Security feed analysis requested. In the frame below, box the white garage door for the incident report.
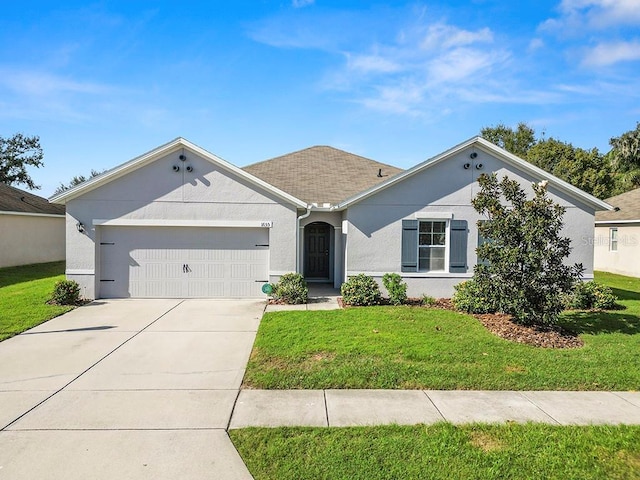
[99,227,269,298]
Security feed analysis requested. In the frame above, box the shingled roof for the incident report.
[242,146,403,205]
[596,187,640,222]
[0,183,65,215]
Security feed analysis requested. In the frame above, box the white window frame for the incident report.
[609,227,618,252]
[417,219,449,272]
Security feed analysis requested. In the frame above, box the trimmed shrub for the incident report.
[341,274,381,306]
[452,279,497,314]
[567,281,619,310]
[273,273,308,305]
[382,273,407,305]
[50,280,81,305]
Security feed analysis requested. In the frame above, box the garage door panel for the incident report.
[99,227,269,298]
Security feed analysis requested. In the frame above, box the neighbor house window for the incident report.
[418,220,447,271]
[610,228,618,251]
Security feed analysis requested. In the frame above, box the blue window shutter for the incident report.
[449,220,468,273]
[401,220,418,272]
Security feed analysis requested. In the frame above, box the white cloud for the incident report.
[0,69,112,96]
[582,40,640,66]
[559,0,640,27]
[542,0,640,34]
[346,53,401,74]
[292,0,315,7]
[427,48,502,84]
[528,38,545,51]
[421,24,493,50]
[359,83,426,115]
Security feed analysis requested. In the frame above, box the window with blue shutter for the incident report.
[402,218,468,273]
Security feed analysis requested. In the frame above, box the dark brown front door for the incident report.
[305,223,330,279]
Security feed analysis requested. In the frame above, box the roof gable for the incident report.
[0,183,64,215]
[596,187,640,222]
[336,136,613,212]
[49,138,307,208]
[242,146,403,205]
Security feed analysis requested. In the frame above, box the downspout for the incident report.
[296,205,312,273]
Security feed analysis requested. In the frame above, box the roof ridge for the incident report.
[242,145,401,170]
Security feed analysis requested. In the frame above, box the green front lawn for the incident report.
[230,424,640,480]
[0,261,74,341]
[243,272,640,390]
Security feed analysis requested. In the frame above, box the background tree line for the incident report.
[481,122,640,199]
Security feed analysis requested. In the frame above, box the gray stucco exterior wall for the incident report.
[344,147,597,298]
[65,148,297,299]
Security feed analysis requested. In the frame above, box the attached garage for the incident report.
[98,226,269,298]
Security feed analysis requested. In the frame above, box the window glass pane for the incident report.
[419,222,432,233]
[434,233,446,245]
[418,246,445,271]
[433,222,446,233]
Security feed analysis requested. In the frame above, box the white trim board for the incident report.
[0,211,64,218]
[595,219,640,225]
[93,219,274,228]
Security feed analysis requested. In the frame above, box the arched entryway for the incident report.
[304,222,333,282]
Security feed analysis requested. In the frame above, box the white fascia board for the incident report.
[0,211,64,218]
[595,219,640,225]
[93,219,274,228]
[336,136,614,212]
[49,138,307,208]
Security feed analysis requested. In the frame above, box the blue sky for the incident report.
[1,1,639,197]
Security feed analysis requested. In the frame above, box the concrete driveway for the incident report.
[0,299,264,479]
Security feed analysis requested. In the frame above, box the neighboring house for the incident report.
[594,187,640,277]
[0,183,65,268]
[49,137,612,299]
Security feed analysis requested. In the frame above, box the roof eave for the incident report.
[336,136,614,212]
[49,138,307,208]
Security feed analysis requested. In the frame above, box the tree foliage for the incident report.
[0,133,44,190]
[470,173,583,327]
[53,169,105,195]
[480,122,536,159]
[481,122,640,199]
[609,122,640,193]
[528,139,614,199]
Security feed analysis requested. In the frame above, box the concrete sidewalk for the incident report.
[0,299,263,480]
[229,389,640,428]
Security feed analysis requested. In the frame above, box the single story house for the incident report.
[49,137,612,299]
[0,183,65,268]
[594,187,640,277]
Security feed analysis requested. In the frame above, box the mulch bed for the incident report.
[473,312,583,349]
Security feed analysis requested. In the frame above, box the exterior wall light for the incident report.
[76,222,85,233]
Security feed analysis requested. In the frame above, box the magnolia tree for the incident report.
[467,173,583,327]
